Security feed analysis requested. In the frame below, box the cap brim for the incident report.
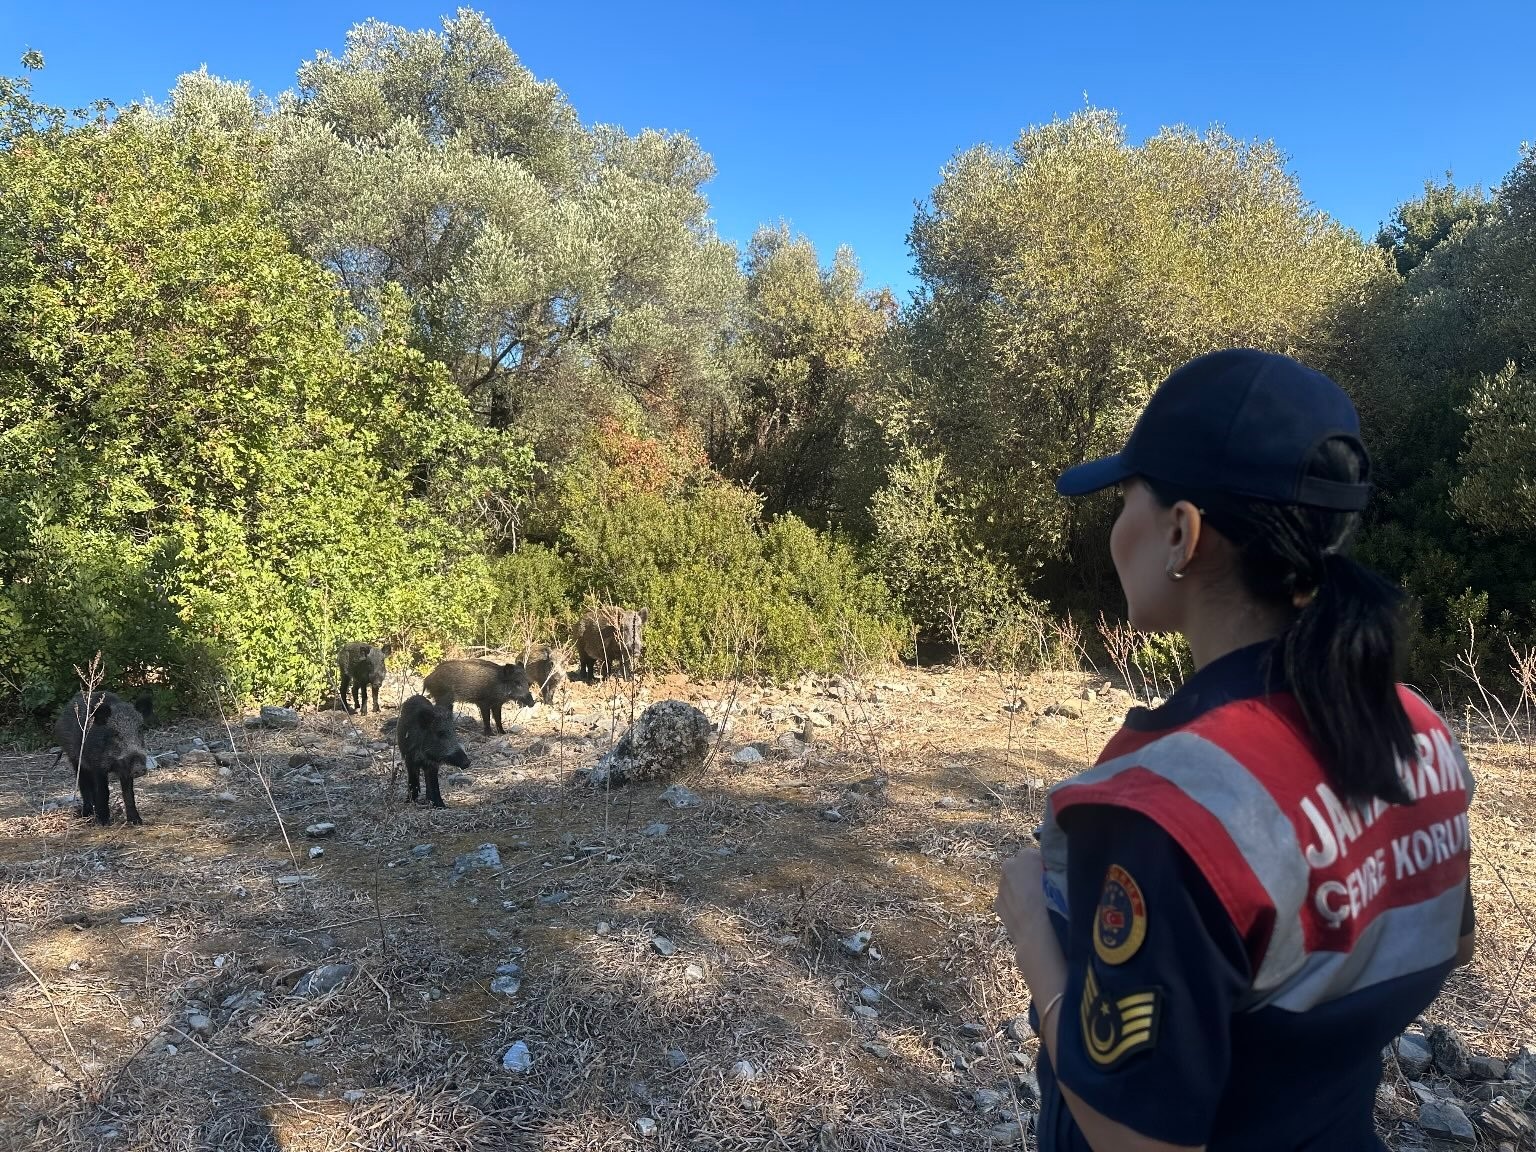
[1056,454,1132,497]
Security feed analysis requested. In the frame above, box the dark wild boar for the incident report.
[54,691,153,826]
[421,659,535,735]
[397,693,470,807]
[576,606,649,682]
[338,642,388,714]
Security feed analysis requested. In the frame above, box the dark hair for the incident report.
[1148,438,1414,806]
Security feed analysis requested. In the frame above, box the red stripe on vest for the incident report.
[1052,765,1278,967]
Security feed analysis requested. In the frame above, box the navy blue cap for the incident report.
[1056,348,1371,510]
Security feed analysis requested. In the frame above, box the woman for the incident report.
[995,349,1476,1151]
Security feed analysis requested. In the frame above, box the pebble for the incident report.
[841,930,872,955]
[974,1088,1006,1113]
[305,822,337,838]
[635,1117,658,1138]
[1470,1055,1510,1080]
[651,936,677,957]
[260,706,301,730]
[501,1041,532,1072]
[343,1090,366,1103]
[186,1014,212,1035]
[120,915,150,925]
[821,808,843,822]
[1004,1015,1035,1044]
[1419,1100,1476,1145]
[537,890,570,907]
[1014,1071,1041,1105]
[642,822,670,838]
[496,961,522,977]
[297,1072,323,1088]
[217,764,232,777]
[1396,1031,1434,1079]
[989,1121,1027,1146]
[732,1060,759,1082]
[1430,1025,1472,1080]
[859,986,881,1004]
[659,784,702,809]
[455,844,503,873]
[851,1004,878,1020]
[731,746,764,765]
[308,847,324,859]
[215,791,237,802]
[295,963,356,997]
[959,1021,987,1039]
[491,976,521,996]
[666,1048,688,1069]
[861,1041,892,1060]
[684,963,705,982]
[411,844,435,858]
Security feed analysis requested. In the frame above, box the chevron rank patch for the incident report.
[1080,967,1160,1069]
[1093,863,1147,965]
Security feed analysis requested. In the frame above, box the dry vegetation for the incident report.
[0,658,1531,1151]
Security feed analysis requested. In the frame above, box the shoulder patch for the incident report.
[1080,967,1160,1069]
[1093,863,1147,965]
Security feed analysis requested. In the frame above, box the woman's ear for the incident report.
[1167,500,1205,577]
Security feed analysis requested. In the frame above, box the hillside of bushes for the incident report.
[1,14,1532,721]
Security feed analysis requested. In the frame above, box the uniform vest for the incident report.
[1039,686,1473,1010]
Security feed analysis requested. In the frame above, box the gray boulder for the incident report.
[592,701,714,786]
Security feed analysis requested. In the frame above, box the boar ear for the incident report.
[91,699,114,726]
[638,607,649,623]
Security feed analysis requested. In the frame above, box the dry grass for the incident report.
[0,661,1529,1151]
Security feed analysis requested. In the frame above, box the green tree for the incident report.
[0,109,530,713]
[1373,174,1489,276]
[891,108,1387,608]
[719,225,894,530]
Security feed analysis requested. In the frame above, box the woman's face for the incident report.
[1109,479,1184,633]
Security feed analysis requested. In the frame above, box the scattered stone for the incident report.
[1470,1055,1509,1081]
[119,915,150,925]
[295,964,356,998]
[841,930,872,955]
[732,1060,759,1082]
[821,808,843,822]
[1508,1045,1536,1084]
[454,844,503,873]
[807,711,834,729]
[260,706,301,730]
[1419,1100,1476,1145]
[642,822,670,838]
[308,846,324,860]
[731,746,764,766]
[297,1072,323,1088]
[1430,1025,1472,1080]
[974,1088,1007,1113]
[221,990,265,1013]
[635,1117,658,1138]
[1474,1097,1535,1145]
[775,731,807,757]
[859,986,881,1004]
[851,1004,878,1020]
[215,751,237,768]
[1014,1070,1041,1105]
[343,1090,366,1104]
[1004,1015,1035,1044]
[659,784,702,809]
[491,976,521,996]
[1395,1032,1434,1079]
[959,1021,987,1040]
[988,1121,1026,1145]
[186,1014,212,1035]
[596,922,612,936]
[288,752,315,770]
[305,822,337,839]
[666,1048,688,1069]
[1044,702,1082,721]
[411,844,435,858]
[861,1041,892,1059]
[684,963,705,982]
[594,701,714,786]
[496,961,522,977]
[215,791,237,802]
[155,751,180,768]
[501,1041,532,1072]
[651,936,677,957]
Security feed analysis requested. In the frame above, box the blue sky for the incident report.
[6,1,1533,299]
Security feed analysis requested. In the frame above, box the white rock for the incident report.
[732,1060,759,1082]
[841,930,872,955]
[501,1041,532,1072]
[651,936,677,957]
[731,746,764,765]
[305,822,336,838]
[684,963,704,982]
[308,847,324,860]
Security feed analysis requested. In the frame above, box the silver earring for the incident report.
[1166,560,1185,582]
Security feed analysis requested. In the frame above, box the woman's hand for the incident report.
[995,845,1057,984]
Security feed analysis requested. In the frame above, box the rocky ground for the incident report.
[0,660,1532,1151]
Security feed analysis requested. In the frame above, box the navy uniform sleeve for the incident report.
[1052,804,1251,1146]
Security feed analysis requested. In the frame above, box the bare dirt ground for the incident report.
[0,662,1531,1151]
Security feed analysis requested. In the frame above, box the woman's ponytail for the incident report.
[1279,550,1414,806]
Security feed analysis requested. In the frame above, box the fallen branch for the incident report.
[0,926,86,1081]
